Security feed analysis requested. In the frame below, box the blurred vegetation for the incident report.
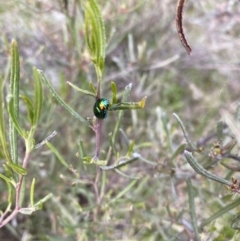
[0,0,240,240]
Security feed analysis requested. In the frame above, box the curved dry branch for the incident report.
[176,0,192,55]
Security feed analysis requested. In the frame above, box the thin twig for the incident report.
[94,119,103,159]
[176,0,192,55]
[94,166,101,203]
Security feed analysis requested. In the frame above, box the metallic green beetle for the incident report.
[93,98,110,119]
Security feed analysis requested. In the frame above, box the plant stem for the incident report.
[97,80,101,99]
[94,65,103,159]
[94,119,103,159]
[0,152,30,228]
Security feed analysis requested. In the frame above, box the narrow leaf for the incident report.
[231,212,240,230]
[46,142,69,168]
[9,39,20,164]
[126,141,134,157]
[78,140,86,158]
[33,67,43,126]
[85,0,106,70]
[20,95,34,125]
[30,178,35,207]
[19,176,26,206]
[217,120,224,141]
[92,159,107,166]
[89,82,97,95]
[3,164,13,178]
[184,151,232,186]
[186,179,201,241]
[170,143,187,161]
[6,180,13,204]
[108,99,146,111]
[0,173,12,183]
[38,70,92,128]
[0,74,11,162]
[8,98,27,139]
[111,81,117,104]
[138,96,147,108]
[7,162,27,176]
[67,81,96,97]
[111,83,132,146]
[173,113,196,151]
[85,6,98,61]
[3,164,16,187]
[35,200,43,210]
[34,193,53,207]
[115,169,140,180]
[200,198,240,230]
[109,179,138,203]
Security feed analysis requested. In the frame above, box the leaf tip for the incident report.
[138,96,147,108]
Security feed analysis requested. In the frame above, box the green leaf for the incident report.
[170,143,187,161]
[8,98,27,139]
[0,74,11,162]
[92,159,107,166]
[199,198,240,230]
[7,162,27,176]
[35,200,43,210]
[109,179,138,203]
[9,39,20,164]
[3,162,17,188]
[20,95,34,125]
[114,169,141,180]
[89,82,97,95]
[0,173,12,183]
[115,169,140,180]
[111,81,117,104]
[6,180,13,203]
[30,178,35,207]
[33,67,43,126]
[25,133,35,153]
[108,98,146,111]
[78,140,86,158]
[217,120,224,141]
[46,142,69,168]
[34,193,53,208]
[67,81,96,97]
[3,164,13,179]
[173,113,196,151]
[187,179,201,241]
[126,141,134,157]
[38,70,92,128]
[231,212,240,230]
[111,83,132,147]
[19,175,26,206]
[85,0,106,71]
[184,151,232,186]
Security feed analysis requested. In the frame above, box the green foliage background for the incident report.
[0,0,240,240]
